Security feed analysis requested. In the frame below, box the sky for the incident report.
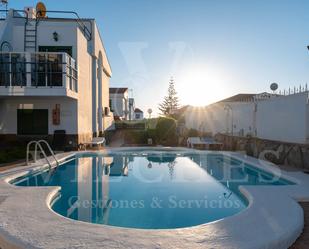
[10,0,309,115]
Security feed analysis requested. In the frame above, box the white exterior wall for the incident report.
[256,93,309,144]
[92,23,114,134]
[110,92,129,120]
[76,28,93,138]
[93,24,112,76]
[185,92,309,144]
[11,21,79,56]
[185,102,255,136]
[102,72,114,130]
[0,97,77,135]
[0,11,114,142]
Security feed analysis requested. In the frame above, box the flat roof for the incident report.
[109,88,128,94]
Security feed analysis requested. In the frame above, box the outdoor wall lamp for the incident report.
[53,32,59,42]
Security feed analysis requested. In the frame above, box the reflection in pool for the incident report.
[13,152,292,229]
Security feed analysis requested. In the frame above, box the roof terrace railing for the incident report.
[0,52,78,92]
[36,10,92,41]
[0,9,92,41]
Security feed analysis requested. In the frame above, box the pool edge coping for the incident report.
[0,147,308,249]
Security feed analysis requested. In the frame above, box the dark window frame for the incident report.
[38,46,73,57]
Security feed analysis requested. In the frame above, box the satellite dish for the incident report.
[36,2,46,18]
[270,83,278,92]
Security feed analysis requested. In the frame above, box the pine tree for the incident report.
[158,77,179,116]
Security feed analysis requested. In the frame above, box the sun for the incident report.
[176,64,231,106]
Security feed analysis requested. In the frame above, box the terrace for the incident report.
[0,52,78,98]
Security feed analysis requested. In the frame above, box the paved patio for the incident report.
[0,161,25,173]
[290,202,309,249]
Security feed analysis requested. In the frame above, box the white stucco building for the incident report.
[0,7,114,146]
[184,92,309,144]
[134,108,144,120]
[109,87,135,121]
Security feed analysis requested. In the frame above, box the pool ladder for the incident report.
[26,140,59,169]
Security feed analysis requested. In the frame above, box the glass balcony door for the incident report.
[0,52,78,92]
[39,46,72,57]
[0,53,27,87]
[31,53,65,87]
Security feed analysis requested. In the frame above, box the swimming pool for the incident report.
[12,150,293,229]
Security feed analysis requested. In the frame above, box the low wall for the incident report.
[184,92,309,144]
[215,133,309,170]
[0,134,81,150]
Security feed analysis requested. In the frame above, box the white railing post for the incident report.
[26,52,31,87]
[62,53,67,89]
[45,53,48,87]
[9,53,12,86]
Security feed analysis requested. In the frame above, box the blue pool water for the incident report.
[13,151,293,229]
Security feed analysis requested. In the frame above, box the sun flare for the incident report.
[177,64,231,106]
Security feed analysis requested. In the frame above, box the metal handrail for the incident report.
[27,141,52,167]
[0,9,92,41]
[36,10,92,41]
[26,140,59,169]
[36,140,59,167]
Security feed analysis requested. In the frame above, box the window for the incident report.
[0,53,26,87]
[39,46,73,57]
[11,53,26,86]
[17,109,48,135]
[31,53,47,87]
[47,54,63,87]
[135,113,141,119]
[0,53,10,86]
[37,47,75,89]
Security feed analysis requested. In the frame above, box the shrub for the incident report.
[0,147,25,164]
[124,130,147,145]
[155,117,177,146]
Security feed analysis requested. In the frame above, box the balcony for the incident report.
[0,52,78,98]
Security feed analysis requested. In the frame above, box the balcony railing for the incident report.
[0,52,78,92]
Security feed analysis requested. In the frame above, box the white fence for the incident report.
[256,93,309,144]
[184,92,309,144]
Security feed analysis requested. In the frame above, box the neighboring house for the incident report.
[0,7,114,147]
[109,87,129,120]
[134,108,144,120]
[184,91,309,144]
